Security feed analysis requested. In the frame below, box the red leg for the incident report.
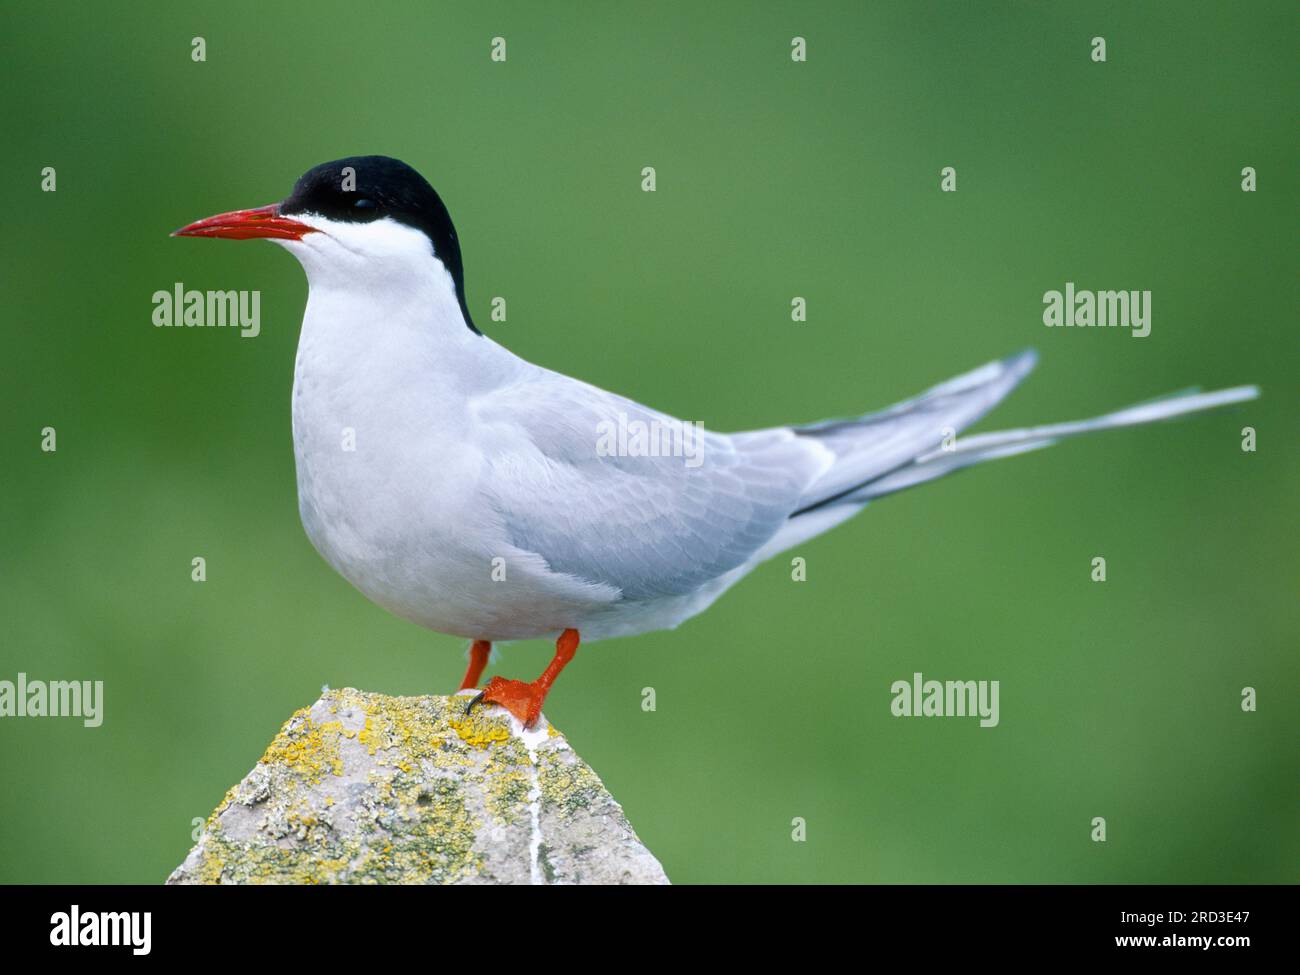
[458,640,491,691]
[471,629,579,728]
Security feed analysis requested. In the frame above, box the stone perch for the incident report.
[168,687,668,885]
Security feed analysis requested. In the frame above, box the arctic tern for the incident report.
[174,155,1258,727]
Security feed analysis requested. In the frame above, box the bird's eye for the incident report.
[354,198,376,209]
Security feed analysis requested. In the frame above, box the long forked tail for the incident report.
[788,349,1258,516]
[855,380,1258,502]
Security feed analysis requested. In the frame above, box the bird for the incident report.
[173,155,1258,728]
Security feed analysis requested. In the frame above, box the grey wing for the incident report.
[474,375,831,600]
[474,350,1044,601]
[785,349,1039,513]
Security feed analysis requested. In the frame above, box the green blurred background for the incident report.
[2,1,1295,884]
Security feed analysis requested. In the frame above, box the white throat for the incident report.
[277,213,475,338]
[273,213,530,623]
[272,213,525,397]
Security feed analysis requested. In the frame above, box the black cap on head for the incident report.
[281,156,479,334]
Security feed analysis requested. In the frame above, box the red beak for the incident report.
[171,203,317,240]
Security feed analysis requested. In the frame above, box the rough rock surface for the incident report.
[167,687,668,885]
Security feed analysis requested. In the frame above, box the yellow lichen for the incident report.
[178,688,623,885]
[257,708,346,782]
[449,712,511,749]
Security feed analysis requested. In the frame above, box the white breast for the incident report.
[279,216,619,640]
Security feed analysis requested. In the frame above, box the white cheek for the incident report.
[270,214,468,337]
[290,214,430,255]
[274,216,440,283]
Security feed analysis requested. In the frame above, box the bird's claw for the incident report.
[469,676,547,727]
[464,691,485,716]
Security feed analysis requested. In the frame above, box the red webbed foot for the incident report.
[465,628,580,729]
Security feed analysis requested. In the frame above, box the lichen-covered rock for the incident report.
[167,687,668,885]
